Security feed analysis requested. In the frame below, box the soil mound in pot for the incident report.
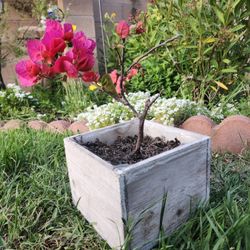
[79,135,181,165]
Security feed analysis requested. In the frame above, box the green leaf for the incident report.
[180,45,197,49]
[213,6,225,25]
[221,68,237,73]
[232,0,242,10]
[222,59,231,64]
[150,30,157,44]
[230,24,245,33]
[204,47,213,54]
[189,18,199,34]
[211,59,219,69]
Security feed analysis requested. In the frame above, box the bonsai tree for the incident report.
[92,20,179,154]
[15,19,179,156]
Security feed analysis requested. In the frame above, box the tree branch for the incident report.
[126,34,181,73]
[114,47,122,66]
[141,92,161,120]
[119,39,139,117]
[132,93,161,155]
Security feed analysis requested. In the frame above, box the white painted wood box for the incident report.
[64,120,211,250]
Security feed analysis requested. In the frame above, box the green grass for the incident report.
[0,129,249,249]
[0,129,108,249]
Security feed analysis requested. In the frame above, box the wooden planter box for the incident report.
[64,120,211,250]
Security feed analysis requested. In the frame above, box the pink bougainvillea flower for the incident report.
[15,60,41,87]
[109,70,125,94]
[72,32,96,52]
[27,38,66,65]
[54,44,95,76]
[43,19,64,39]
[67,32,96,72]
[26,40,47,64]
[15,19,96,87]
[116,20,130,39]
[26,20,66,65]
[135,21,145,34]
[115,76,123,94]
[69,47,95,72]
[63,23,74,42]
[45,37,66,62]
[127,68,138,81]
[40,64,56,78]
[76,49,95,72]
[43,20,75,43]
[109,70,118,84]
[82,71,100,83]
[53,56,78,78]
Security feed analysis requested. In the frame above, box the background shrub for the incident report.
[104,0,250,104]
[9,0,55,20]
[9,0,33,15]
[62,79,110,118]
[0,84,39,120]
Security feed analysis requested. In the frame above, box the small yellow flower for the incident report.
[111,12,117,19]
[72,25,77,31]
[89,85,97,91]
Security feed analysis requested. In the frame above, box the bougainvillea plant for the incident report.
[16,19,179,155]
[15,19,95,87]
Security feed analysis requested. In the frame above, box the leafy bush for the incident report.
[9,0,51,18]
[29,78,67,121]
[62,79,110,118]
[104,0,250,103]
[0,84,39,120]
[238,97,250,117]
[9,0,33,15]
[32,0,50,21]
[0,82,67,122]
[29,78,109,121]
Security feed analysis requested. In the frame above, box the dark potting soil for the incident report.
[79,135,181,165]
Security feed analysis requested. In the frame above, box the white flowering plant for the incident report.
[209,103,239,123]
[0,84,39,120]
[77,92,240,130]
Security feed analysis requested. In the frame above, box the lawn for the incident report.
[0,129,249,250]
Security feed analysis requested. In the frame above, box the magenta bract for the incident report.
[15,19,96,87]
[15,60,41,87]
[82,71,100,83]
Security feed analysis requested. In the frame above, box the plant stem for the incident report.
[132,93,161,155]
[119,39,139,117]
